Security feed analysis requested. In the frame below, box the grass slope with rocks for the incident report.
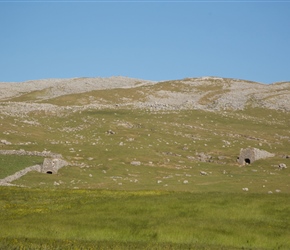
[0,76,290,249]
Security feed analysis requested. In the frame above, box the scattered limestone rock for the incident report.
[0,149,62,158]
[278,163,287,169]
[280,155,290,159]
[197,152,212,162]
[194,152,212,162]
[131,161,141,166]
[0,139,12,145]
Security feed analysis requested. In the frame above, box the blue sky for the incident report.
[0,1,289,84]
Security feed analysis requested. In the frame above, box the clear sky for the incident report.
[1,1,289,84]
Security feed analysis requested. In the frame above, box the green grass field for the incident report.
[1,188,290,249]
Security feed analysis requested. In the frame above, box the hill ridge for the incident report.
[0,76,289,113]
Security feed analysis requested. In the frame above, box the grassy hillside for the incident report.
[0,107,288,193]
[0,78,290,249]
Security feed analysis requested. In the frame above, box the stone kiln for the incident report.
[41,158,68,174]
[238,148,274,165]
